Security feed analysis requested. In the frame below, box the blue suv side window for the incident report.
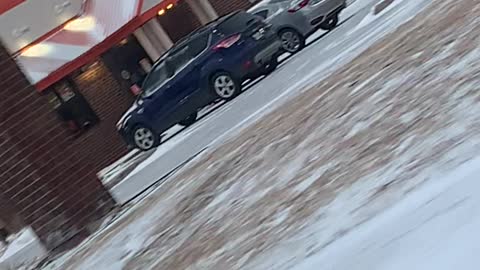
[141,62,170,97]
[167,33,210,71]
[140,32,210,98]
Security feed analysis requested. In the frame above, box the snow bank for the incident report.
[0,228,47,270]
[351,0,405,32]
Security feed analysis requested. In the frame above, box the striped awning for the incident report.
[14,0,176,91]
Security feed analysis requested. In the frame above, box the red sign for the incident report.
[130,84,142,96]
[0,0,24,15]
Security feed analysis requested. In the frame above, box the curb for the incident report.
[374,0,395,15]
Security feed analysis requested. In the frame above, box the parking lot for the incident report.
[103,0,383,204]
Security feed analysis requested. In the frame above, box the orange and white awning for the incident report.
[14,0,177,91]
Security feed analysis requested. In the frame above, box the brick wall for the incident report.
[0,193,24,235]
[210,0,254,16]
[71,61,134,166]
[0,0,256,250]
[160,0,255,42]
[0,46,131,249]
[159,1,202,42]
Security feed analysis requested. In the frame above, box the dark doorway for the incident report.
[102,36,151,95]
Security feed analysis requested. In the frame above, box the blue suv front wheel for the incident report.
[132,125,160,151]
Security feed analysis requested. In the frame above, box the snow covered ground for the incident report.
[0,228,46,270]
[292,156,480,270]
[40,0,480,269]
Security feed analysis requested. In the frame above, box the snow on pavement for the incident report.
[0,227,47,270]
[352,0,403,31]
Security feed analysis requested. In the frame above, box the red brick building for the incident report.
[0,0,254,250]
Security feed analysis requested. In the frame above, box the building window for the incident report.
[48,79,99,134]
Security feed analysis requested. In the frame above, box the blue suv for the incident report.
[117,11,281,151]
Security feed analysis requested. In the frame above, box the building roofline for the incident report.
[32,0,176,92]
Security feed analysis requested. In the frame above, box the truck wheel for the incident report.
[320,14,339,31]
[179,111,198,127]
[279,28,305,54]
[262,56,278,76]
